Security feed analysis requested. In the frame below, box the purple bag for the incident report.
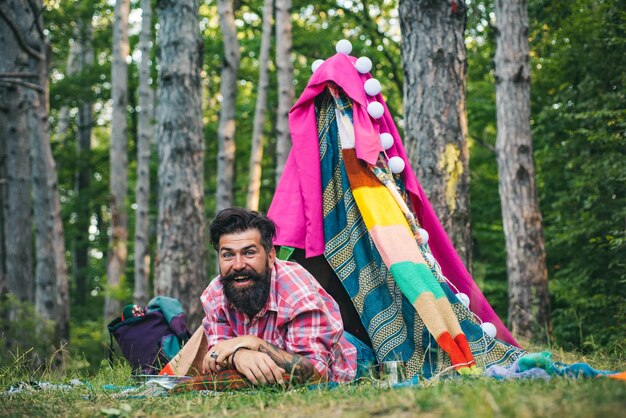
[108,296,191,374]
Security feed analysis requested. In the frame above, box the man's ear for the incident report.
[268,246,276,267]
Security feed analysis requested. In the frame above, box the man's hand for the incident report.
[202,335,262,374]
[232,349,286,385]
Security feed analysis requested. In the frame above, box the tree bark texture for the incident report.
[274,0,294,185]
[5,0,70,339]
[246,0,273,211]
[494,0,550,341]
[399,0,472,270]
[74,19,94,307]
[215,0,240,214]
[134,0,154,307]
[155,0,206,327]
[106,0,130,323]
[0,0,35,302]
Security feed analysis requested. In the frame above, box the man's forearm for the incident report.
[257,341,323,383]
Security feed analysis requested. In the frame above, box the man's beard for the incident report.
[221,261,271,318]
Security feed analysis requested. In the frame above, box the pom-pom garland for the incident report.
[364,78,381,96]
[311,59,324,72]
[355,56,373,74]
[380,132,394,150]
[367,101,384,119]
[456,292,470,309]
[336,39,352,55]
[388,156,405,174]
[481,322,497,338]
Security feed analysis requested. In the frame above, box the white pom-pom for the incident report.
[355,56,373,74]
[481,322,497,338]
[311,59,324,72]
[364,78,381,96]
[380,132,394,150]
[456,292,470,309]
[388,156,405,174]
[367,101,384,119]
[336,39,352,55]
[417,228,429,244]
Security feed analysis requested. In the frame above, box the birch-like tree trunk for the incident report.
[56,40,78,142]
[106,0,130,323]
[74,18,94,307]
[494,0,550,341]
[155,0,206,327]
[215,0,240,213]
[246,0,273,211]
[0,0,36,303]
[399,0,472,269]
[134,0,154,306]
[274,0,293,184]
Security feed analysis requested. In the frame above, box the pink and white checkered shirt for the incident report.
[201,259,357,382]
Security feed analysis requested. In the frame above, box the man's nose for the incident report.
[233,254,246,270]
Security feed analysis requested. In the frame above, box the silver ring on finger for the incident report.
[210,351,219,359]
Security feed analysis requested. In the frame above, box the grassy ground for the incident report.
[1,351,624,418]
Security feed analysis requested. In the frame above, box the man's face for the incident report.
[218,229,276,318]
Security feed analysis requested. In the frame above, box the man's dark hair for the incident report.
[209,208,277,253]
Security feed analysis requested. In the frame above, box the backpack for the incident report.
[108,296,191,375]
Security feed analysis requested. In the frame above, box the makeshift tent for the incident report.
[267,43,525,378]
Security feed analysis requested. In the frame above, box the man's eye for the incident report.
[222,253,233,259]
[245,250,256,256]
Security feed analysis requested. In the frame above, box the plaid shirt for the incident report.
[201,259,357,382]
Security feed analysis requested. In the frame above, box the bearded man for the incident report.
[201,208,373,385]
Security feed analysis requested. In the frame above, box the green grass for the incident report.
[1,352,624,418]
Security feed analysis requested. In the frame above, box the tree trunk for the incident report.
[74,18,94,307]
[274,0,294,185]
[246,0,273,211]
[155,0,206,328]
[6,0,71,340]
[0,0,37,304]
[215,0,240,213]
[399,0,472,270]
[56,40,79,143]
[106,0,130,323]
[134,0,154,307]
[494,0,550,341]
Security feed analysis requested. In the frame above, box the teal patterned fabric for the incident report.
[317,87,525,378]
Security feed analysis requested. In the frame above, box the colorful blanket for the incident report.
[318,87,525,378]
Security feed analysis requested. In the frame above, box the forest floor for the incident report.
[1,350,624,417]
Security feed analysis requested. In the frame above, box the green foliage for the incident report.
[0,296,57,369]
[468,0,626,349]
[530,0,626,351]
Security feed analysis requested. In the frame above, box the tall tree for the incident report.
[0,1,34,303]
[106,0,130,322]
[55,40,78,142]
[0,0,70,339]
[134,0,154,306]
[215,0,240,213]
[274,0,293,184]
[155,0,206,326]
[246,0,273,211]
[74,14,95,307]
[399,0,472,269]
[494,0,550,340]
